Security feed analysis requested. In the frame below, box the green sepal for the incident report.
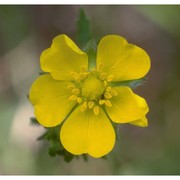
[76,8,91,48]
[83,39,97,70]
[30,117,40,126]
[39,72,49,75]
[36,125,74,162]
[81,154,88,161]
[76,8,98,70]
[110,77,147,89]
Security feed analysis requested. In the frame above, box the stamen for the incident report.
[84,72,90,77]
[67,84,75,90]
[97,63,103,72]
[81,101,87,112]
[104,100,112,107]
[70,71,78,80]
[72,88,80,95]
[75,76,80,82]
[91,68,96,72]
[69,95,77,101]
[104,92,112,99]
[107,75,114,82]
[77,97,83,103]
[81,66,87,72]
[106,86,112,92]
[88,101,94,109]
[99,99,105,105]
[103,81,108,87]
[79,73,86,80]
[110,89,118,96]
[93,106,100,115]
[99,73,107,80]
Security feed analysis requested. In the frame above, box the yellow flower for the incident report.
[29,34,150,158]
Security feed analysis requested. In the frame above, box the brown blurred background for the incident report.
[0,5,180,175]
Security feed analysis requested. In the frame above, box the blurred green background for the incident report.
[0,5,180,175]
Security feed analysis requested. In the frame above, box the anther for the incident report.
[79,73,86,80]
[81,101,87,112]
[70,71,78,80]
[81,66,87,72]
[106,86,112,92]
[107,75,114,82]
[72,88,80,95]
[69,95,77,101]
[99,73,107,80]
[67,84,75,90]
[104,100,112,107]
[75,76,80,82]
[104,92,112,99]
[77,97,83,103]
[84,72,90,76]
[103,81,108,87]
[93,106,100,116]
[99,99,105,105]
[110,89,118,96]
[88,101,94,109]
[97,63,103,72]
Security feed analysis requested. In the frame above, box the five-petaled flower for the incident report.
[29,34,150,158]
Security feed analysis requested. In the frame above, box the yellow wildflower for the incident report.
[29,34,150,158]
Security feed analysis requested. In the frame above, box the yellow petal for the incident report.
[60,106,115,158]
[105,86,149,124]
[129,116,148,127]
[97,35,150,81]
[29,74,76,127]
[133,93,149,114]
[40,34,88,81]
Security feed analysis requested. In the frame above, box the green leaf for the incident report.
[76,8,91,48]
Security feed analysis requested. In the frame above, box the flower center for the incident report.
[81,76,105,100]
[68,66,118,116]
